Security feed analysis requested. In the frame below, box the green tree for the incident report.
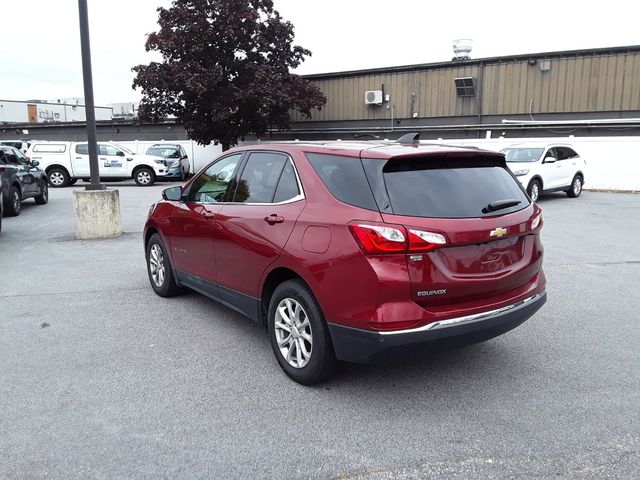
[133,0,326,150]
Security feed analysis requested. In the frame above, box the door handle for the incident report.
[264,215,284,225]
[202,211,216,219]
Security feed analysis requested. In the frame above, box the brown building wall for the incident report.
[293,49,640,123]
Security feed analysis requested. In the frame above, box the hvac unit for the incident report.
[364,90,383,105]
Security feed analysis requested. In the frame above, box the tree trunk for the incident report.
[221,141,230,152]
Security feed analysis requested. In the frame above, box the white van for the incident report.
[27,141,169,187]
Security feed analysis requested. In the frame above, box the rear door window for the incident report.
[75,144,89,155]
[556,147,578,159]
[364,156,529,218]
[306,153,377,211]
[273,160,301,203]
[4,152,21,166]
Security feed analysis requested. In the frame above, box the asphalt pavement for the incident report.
[1,182,639,479]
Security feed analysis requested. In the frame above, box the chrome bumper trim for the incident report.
[378,292,545,336]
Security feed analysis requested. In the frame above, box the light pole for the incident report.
[73,0,121,239]
[77,0,104,191]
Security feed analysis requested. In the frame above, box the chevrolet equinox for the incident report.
[144,138,547,384]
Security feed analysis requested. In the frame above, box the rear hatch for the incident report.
[362,151,543,310]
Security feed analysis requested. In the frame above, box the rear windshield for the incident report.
[364,156,529,218]
[501,148,543,163]
[148,146,180,158]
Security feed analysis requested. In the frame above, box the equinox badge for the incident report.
[490,227,507,238]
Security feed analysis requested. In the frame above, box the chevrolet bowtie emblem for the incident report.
[490,227,507,238]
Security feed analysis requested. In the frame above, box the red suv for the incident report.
[144,139,546,384]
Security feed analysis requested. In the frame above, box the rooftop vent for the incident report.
[452,39,473,61]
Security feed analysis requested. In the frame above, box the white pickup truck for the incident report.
[26,141,170,187]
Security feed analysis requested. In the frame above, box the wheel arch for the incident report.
[260,267,314,328]
[12,181,22,195]
[144,226,159,248]
[132,164,153,176]
[144,226,180,286]
[45,164,70,176]
[528,175,544,191]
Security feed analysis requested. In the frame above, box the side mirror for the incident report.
[544,156,556,164]
[30,159,40,167]
[182,154,188,159]
[116,150,126,157]
[162,186,183,201]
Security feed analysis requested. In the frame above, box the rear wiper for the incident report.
[482,199,521,214]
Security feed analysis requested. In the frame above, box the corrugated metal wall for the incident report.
[294,51,640,122]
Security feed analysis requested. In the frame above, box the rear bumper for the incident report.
[327,291,546,363]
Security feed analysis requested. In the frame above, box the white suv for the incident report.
[501,144,586,202]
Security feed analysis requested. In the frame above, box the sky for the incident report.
[1,0,639,105]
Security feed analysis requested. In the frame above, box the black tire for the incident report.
[527,179,541,202]
[34,180,49,205]
[145,233,183,297]
[47,167,70,188]
[268,279,338,385]
[68,178,78,186]
[5,186,21,217]
[566,175,583,198]
[134,167,156,186]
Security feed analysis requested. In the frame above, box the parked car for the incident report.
[0,140,31,155]
[145,144,190,180]
[0,182,3,234]
[0,146,48,216]
[144,140,547,384]
[500,143,586,201]
[26,141,169,187]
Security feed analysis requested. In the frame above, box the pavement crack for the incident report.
[549,260,640,267]
[0,287,148,299]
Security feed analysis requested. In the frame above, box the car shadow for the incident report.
[181,291,535,399]
[535,192,570,203]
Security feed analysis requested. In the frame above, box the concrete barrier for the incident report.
[73,189,122,240]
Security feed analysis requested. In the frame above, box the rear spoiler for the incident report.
[382,151,507,173]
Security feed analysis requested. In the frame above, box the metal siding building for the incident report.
[290,46,640,133]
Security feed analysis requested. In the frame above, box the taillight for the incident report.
[349,223,407,254]
[407,229,447,252]
[0,166,5,172]
[349,222,448,255]
[531,212,543,230]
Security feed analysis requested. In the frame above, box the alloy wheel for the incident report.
[530,183,540,202]
[50,172,65,186]
[12,190,20,214]
[149,244,165,287]
[573,177,582,196]
[274,298,313,369]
